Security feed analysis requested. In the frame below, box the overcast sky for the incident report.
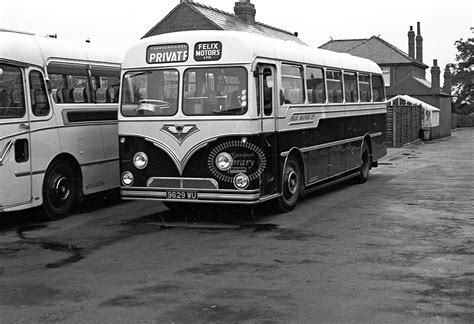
[1,0,472,82]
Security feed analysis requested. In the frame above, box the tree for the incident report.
[448,38,473,114]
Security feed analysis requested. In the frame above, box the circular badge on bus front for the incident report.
[207,140,266,184]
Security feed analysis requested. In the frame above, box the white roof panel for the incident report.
[122,30,382,74]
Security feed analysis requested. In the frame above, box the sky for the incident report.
[1,0,472,83]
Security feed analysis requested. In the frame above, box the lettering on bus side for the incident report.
[146,43,189,64]
[194,41,222,61]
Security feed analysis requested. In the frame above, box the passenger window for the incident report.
[263,68,273,116]
[280,64,304,105]
[90,65,120,103]
[0,64,25,119]
[326,70,343,103]
[343,72,358,103]
[372,75,385,102]
[358,74,371,102]
[29,70,50,117]
[48,63,90,104]
[305,67,325,104]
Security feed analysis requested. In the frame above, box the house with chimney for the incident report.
[320,22,452,138]
[143,0,305,45]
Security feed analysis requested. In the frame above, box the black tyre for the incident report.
[162,201,187,211]
[357,142,371,183]
[277,157,301,212]
[42,160,78,220]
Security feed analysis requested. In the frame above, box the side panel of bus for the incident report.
[27,67,62,205]
[0,64,32,210]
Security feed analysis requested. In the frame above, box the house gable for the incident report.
[143,1,305,45]
[320,36,427,68]
[387,74,431,97]
[319,39,367,53]
[143,3,220,38]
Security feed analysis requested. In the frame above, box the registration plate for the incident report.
[165,190,198,200]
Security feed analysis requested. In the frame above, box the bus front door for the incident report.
[0,65,32,210]
[257,64,278,195]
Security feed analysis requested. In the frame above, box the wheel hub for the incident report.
[287,170,298,194]
[54,176,70,201]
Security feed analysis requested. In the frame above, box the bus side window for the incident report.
[306,66,325,104]
[371,75,385,102]
[326,70,343,103]
[281,64,304,105]
[358,74,371,102]
[29,70,50,117]
[90,65,120,103]
[0,64,25,118]
[263,68,273,116]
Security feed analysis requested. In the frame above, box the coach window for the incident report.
[257,66,274,116]
[343,72,358,103]
[358,74,371,102]
[371,75,385,102]
[91,65,120,103]
[280,64,304,105]
[305,67,325,104]
[0,64,25,119]
[326,70,343,103]
[29,70,50,117]
[48,63,90,104]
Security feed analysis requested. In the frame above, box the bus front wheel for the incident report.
[277,157,301,212]
[42,160,78,220]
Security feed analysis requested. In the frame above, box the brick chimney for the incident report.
[408,26,415,59]
[443,64,452,94]
[431,59,440,94]
[180,0,193,3]
[416,22,423,63]
[234,0,256,24]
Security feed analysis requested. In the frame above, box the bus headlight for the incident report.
[215,152,233,171]
[121,171,134,186]
[233,173,249,190]
[133,152,148,169]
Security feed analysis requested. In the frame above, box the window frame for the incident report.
[305,65,326,104]
[28,69,51,117]
[280,63,305,105]
[343,71,359,103]
[371,74,386,103]
[0,63,26,119]
[326,69,343,104]
[182,66,248,116]
[121,68,180,117]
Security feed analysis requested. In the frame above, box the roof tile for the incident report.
[191,2,306,45]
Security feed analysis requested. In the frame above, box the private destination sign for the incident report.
[146,43,189,64]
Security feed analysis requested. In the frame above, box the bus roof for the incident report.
[122,30,382,74]
[0,30,121,68]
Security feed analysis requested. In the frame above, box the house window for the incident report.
[381,67,390,87]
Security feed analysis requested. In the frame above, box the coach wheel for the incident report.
[42,160,78,220]
[357,142,371,184]
[277,157,301,212]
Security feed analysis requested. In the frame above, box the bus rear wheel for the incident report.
[277,157,301,212]
[42,160,78,220]
[356,142,371,183]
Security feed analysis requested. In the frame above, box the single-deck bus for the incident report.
[119,30,386,212]
[0,29,121,218]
